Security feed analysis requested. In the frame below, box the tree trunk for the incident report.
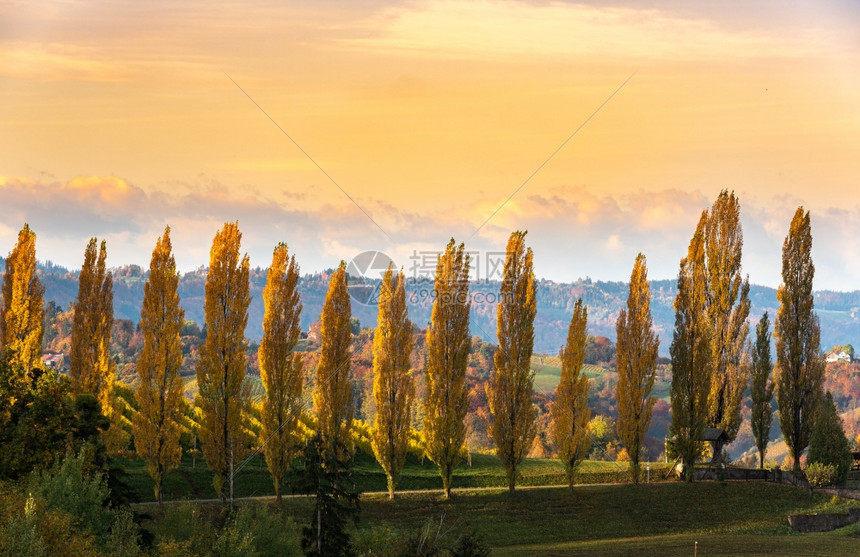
[317,505,322,555]
[229,444,235,510]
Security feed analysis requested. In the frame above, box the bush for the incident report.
[0,494,48,557]
[212,525,258,557]
[30,449,113,543]
[152,503,301,557]
[400,519,444,557]
[230,504,301,557]
[152,502,216,555]
[450,530,491,557]
[805,462,837,488]
[0,484,101,556]
[807,392,853,484]
[107,509,141,557]
[351,525,403,557]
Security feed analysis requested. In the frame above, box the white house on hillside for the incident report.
[826,350,852,363]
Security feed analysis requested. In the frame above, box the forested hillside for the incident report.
[21,259,860,357]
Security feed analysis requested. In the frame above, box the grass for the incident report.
[351,482,856,546]
[356,482,860,555]
[532,360,606,393]
[129,457,860,554]
[120,452,672,502]
[495,531,860,556]
[182,375,266,402]
[166,482,859,555]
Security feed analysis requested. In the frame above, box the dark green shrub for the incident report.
[807,392,853,484]
[230,504,301,557]
[450,530,491,557]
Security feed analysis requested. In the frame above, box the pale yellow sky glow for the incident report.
[1,0,859,288]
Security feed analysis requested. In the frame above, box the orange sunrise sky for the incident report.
[1,0,859,289]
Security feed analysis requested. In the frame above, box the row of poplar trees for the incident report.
[0,190,828,503]
[556,189,831,485]
[0,220,572,503]
[0,220,642,501]
[668,191,826,479]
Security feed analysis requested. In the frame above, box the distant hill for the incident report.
[25,261,860,357]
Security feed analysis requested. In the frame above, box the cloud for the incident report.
[0,174,436,274]
[2,175,859,291]
[461,185,860,290]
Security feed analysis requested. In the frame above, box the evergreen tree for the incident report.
[294,433,360,557]
[670,213,712,481]
[423,239,471,499]
[749,311,774,469]
[259,242,304,503]
[615,253,659,484]
[1,223,45,379]
[488,231,538,493]
[704,191,750,461]
[807,391,853,484]
[551,298,591,487]
[314,261,354,461]
[196,222,252,505]
[774,208,824,472]
[370,264,414,500]
[132,227,184,506]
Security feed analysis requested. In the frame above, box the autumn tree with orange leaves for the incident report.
[132,227,184,506]
[615,254,659,484]
[552,298,591,488]
[259,242,304,503]
[423,239,471,499]
[197,222,252,506]
[371,264,414,499]
[488,231,538,494]
[314,262,354,461]
[1,224,45,381]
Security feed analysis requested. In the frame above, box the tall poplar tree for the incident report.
[313,261,354,462]
[423,239,471,499]
[371,264,414,500]
[259,242,304,503]
[615,253,659,484]
[551,298,591,488]
[1,224,45,380]
[704,191,750,460]
[197,222,252,505]
[749,311,774,469]
[70,238,115,417]
[132,227,184,506]
[488,231,537,494]
[670,213,712,481]
[774,208,824,472]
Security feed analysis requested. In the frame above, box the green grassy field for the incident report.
[152,481,860,555]
[530,355,676,402]
[531,356,606,393]
[120,452,671,502]
[182,375,266,403]
[354,483,860,555]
